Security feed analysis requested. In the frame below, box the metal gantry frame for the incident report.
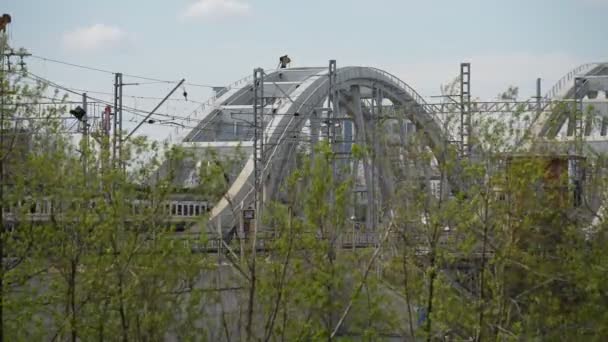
[328,60,337,144]
[460,63,472,157]
[112,72,123,169]
[252,67,265,228]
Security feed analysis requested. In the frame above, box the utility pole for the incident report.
[112,72,123,169]
[328,60,336,143]
[369,86,379,233]
[572,77,585,142]
[535,78,542,117]
[328,59,337,194]
[247,67,264,341]
[252,68,264,223]
[460,63,471,157]
[373,87,383,234]
[0,32,6,342]
[82,93,88,186]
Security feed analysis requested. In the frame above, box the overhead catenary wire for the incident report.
[19,73,313,139]
[8,57,448,158]
[29,54,221,89]
[23,72,198,121]
[58,87,207,104]
[15,72,207,104]
[22,61,352,126]
[22,72,301,126]
[22,72,224,121]
[18,69,366,144]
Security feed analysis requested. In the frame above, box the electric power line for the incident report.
[30,54,221,89]
[20,71,343,142]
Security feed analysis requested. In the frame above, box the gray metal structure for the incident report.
[145,62,608,235]
[5,61,608,247]
[168,66,448,234]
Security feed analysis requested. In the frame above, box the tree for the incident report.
[1,36,209,341]
[381,94,608,341]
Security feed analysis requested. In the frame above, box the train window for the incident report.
[171,204,176,216]
[189,205,194,216]
[195,205,200,216]
[165,204,170,214]
[177,204,182,216]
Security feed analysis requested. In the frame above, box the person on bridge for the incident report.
[279,55,291,69]
[0,14,12,33]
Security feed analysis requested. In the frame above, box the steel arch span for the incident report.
[532,62,608,139]
[168,66,451,231]
[165,62,608,233]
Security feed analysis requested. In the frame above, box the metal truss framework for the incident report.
[164,62,608,235]
[8,61,608,259]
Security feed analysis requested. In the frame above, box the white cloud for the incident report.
[62,24,131,52]
[181,0,251,20]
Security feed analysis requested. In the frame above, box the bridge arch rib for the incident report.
[532,63,608,139]
[178,66,452,231]
[159,61,608,234]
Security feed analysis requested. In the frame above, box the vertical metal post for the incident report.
[248,67,264,341]
[328,60,338,186]
[536,78,542,116]
[571,78,585,208]
[253,69,258,222]
[0,44,6,339]
[310,110,319,161]
[572,77,584,141]
[332,60,339,148]
[82,93,88,186]
[118,73,123,171]
[252,68,264,227]
[373,88,383,233]
[602,112,608,137]
[112,72,123,170]
[260,71,264,194]
[113,73,119,168]
[369,86,376,231]
[460,63,471,157]
[239,203,244,262]
[328,60,336,143]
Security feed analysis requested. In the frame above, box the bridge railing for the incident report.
[545,63,597,99]
[167,226,479,255]
[368,67,464,145]
[3,198,211,223]
[367,67,429,107]
[170,72,257,142]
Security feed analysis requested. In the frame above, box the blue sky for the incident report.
[4,0,608,139]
